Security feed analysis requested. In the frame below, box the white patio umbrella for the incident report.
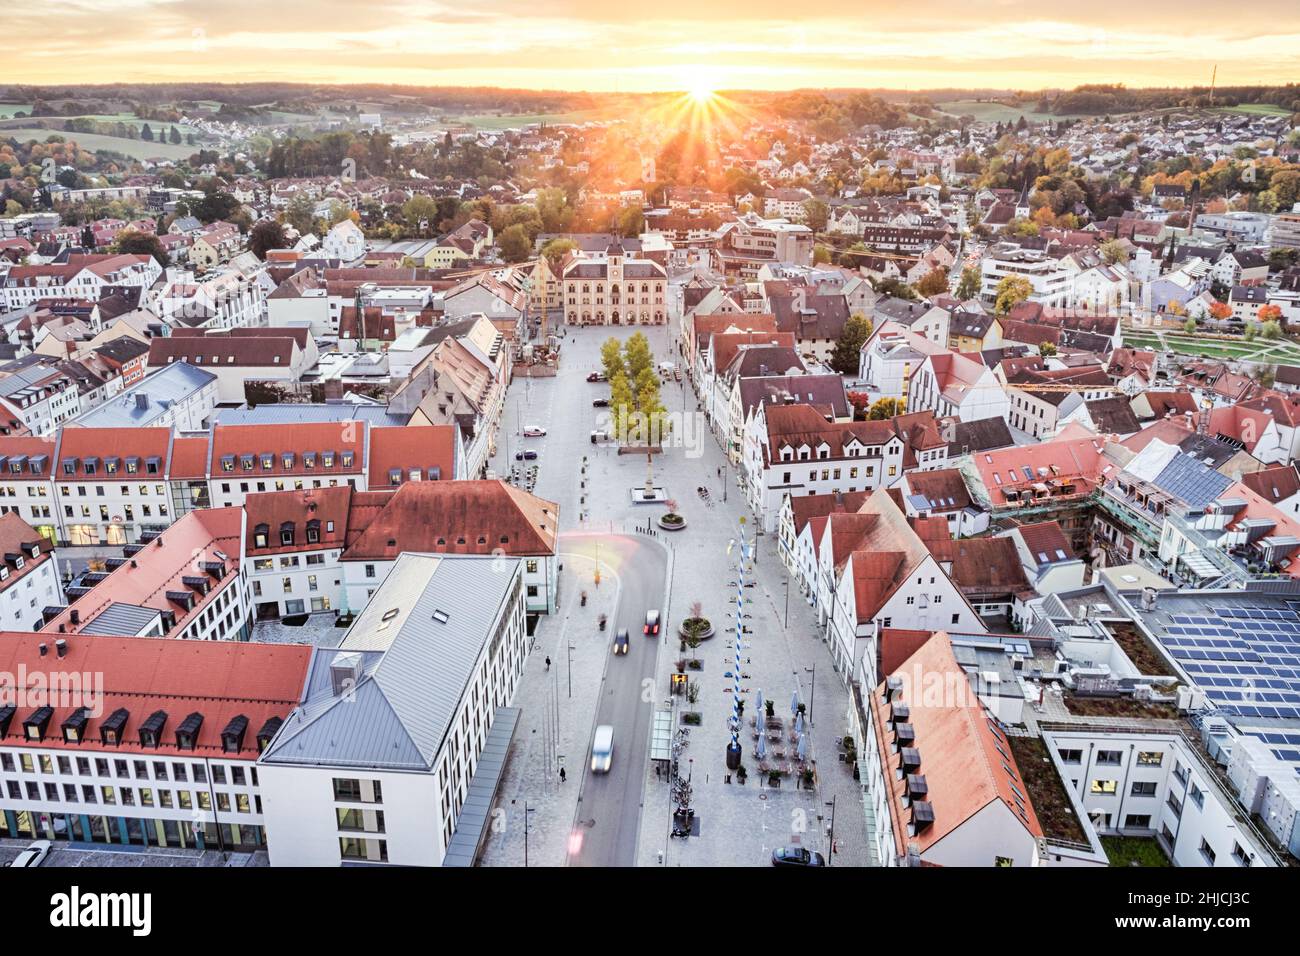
[757,731,767,760]
[794,711,804,736]
[791,690,800,717]
[797,732,808,762]
[755,688,765,731]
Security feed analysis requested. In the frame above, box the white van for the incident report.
[591,725,614,773]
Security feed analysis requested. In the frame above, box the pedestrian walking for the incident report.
[545,656,551,671]
[559,767,567,783]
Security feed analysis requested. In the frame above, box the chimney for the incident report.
[135,392,150,411]
[55,639,67,658]
[38,643,48,657]
[70,609,80,626]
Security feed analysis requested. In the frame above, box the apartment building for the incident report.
[42,507,250,643]
[258,553,528,866]
[0,631,310,852]
[0,513,62,631]
[561,240,668,326]
[744,403,905,533]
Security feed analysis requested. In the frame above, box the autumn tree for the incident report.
[994,275,1033,315]
[111,229,168,267]
[1099,239,1129,265]
[867,397,905,420]
[914,268,950,298]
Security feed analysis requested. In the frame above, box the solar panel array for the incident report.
[1160,607,1300,738]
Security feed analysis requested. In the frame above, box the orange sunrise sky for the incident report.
[6,0,1300,91]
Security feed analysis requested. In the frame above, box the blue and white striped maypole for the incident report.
[726,517,750,769]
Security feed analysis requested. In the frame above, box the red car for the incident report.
[644,609,661,635]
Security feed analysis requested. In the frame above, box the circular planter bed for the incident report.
[677,618,714,641]
[658,513,687,531]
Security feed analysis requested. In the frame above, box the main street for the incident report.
[482,317,868,867]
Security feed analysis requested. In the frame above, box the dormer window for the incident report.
[303,453,316,469]
[253,524,269,548]
[280,522,295,546]
[322,453,334,468]
[282,453,295,469]
[241,455,254,471]
[24,706,54,741]
[139,710,167,749]
[62,707,89,743]
[340,452,354,468]
[221,715,248,754]
[220,455,235,472]
[100,707,129,747]
[261,454,274,471]
[175,712,203,751]
[306,520,320,544]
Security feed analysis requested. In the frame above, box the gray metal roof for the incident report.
[71,361,217,428]
[442,706,519,867]
[260,553,522,770]
[215,403,406,428]
[80,602,162,637]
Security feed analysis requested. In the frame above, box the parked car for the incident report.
[515,450,539,461]
[8,840,52,868]
[613,629,630,655]
[771,846,825,867]
[592,398,609,408]
[587,371,607,382]
[523,425,547,437]
[590,430,610,444]
[644,609,661,635]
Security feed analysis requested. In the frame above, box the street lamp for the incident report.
[567,643,575,699]
[523,802,536,867]
[802,664,816,728]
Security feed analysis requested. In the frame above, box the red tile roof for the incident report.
[42,508,244,638]
[343,479,558,560]
[0,631,309,758]
[365,424,457,487]
[168,435,210,479]
[974,435,1108,507]
[1240,463,1300,504]
[871,631,1043,857]
[244,485,354,556]
[210,422,367,478]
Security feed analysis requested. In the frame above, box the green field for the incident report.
[450,109,604,130]
[0,128,196,160]
[1217,103,1292,116]
[936,100,1099,123]
[0,104,33,119]
[1124,328,1300,366]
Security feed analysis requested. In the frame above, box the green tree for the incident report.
[111,229,168,267]
[540,237,578,270]
[1244,322,1259,342]
[1183,316,1198,335]
[401,195,438,236]
[802,198,829,232]
[994,276,1033,315]
[624,332,654,382]
[141,123,154,142]
[497,224,530,262]
[830,314,873,375]
[812,244,832,265]
[914,268,950,298]
[1262,320,1283,340]
[282,195,317,236]
[955,266,981,301]
[614,205,644,238]
[600,337,626,382]
[1039,341,1058,357]
[168,126,182,145]
[874,277,918,301]
[609,372,635,441]
[248,219,287,260]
